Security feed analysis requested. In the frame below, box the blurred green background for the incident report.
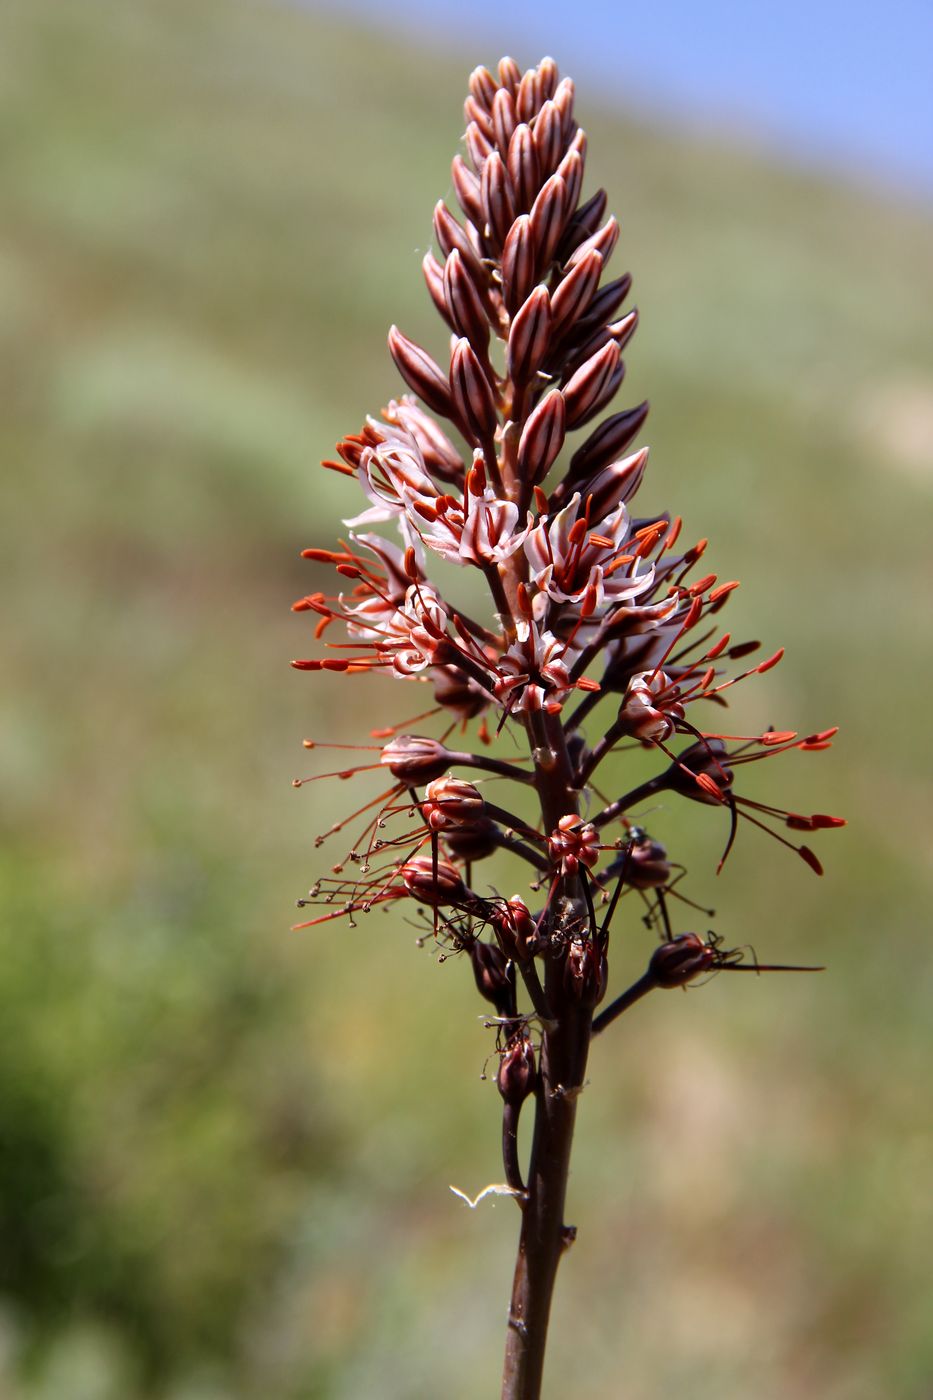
[1,2,931,1397]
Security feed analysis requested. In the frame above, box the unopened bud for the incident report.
[507,285,552,384]
[529,173,569,268]
[444,250,490,354]
[501,215,536,315]
[422,776,485,831]
[550,248,603,333]
[401,856,467,907]
[564,938,607,1007]
[564,401,650,485]
[497,1029,537,1105]
[470,939,515,1015]
[533,100,564,178]
[490,896,539,962]
[443,817,501,863]
[388,326,455,420]
[649,933,715,988]
[562,340,623,430]
[450,338,498,444]
[381,734,451,784]
[516,387,565,484]
[480,151,515,252]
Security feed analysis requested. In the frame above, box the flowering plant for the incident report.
[291,56,842,1399]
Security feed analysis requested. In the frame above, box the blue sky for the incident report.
[304,0,933,199]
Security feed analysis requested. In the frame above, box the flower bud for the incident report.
[550,248,602,334]
[501,215,536,315]
[490,896,539,962]
[649,933,715,988]
[492,86,517,159]
[533,99,564,178]
[444,250,490,355]
[566,216,620,271]
[480,151,515,252]
[470,938,515,1015]
[561,341,622,430]
[507,285,552,384]
[401,856,467,906]
[380,734,451,784]
[565,401,650,484]
[497,1029,537,1105]
[529,173,569,268]
[443,817,501,863]
[388,326,455,419]
[451,153,483,226]
[564,938,607,1007]
[450,337,498,444]
[516,387,565,484]
[422,776,485,831]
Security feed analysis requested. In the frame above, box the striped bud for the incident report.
[560,187,608,260]
[388,326,455,419]
[444,249,490,354]
[469,65,498,111]
[553,76,575,137]
[464,94,494,142]
[551,248,603,333]
[556,133,585,207]
[516,69,539,124]
[565,401,650,482]
[498,56,521,94]
[538,57,559,101]
[507,285,552,385]
[422,251,455,330]
[562,308,639,381]
[450,338,498,443]
[508,122,540,213]
[574,446,649,518]
[481,152,515,252]
[562,341,623,429]
[422,776,485,831]
[465,120,493,169]
[444,817,500,863]
[501,214,536,315]
[530,173,569,268]
[566,216,620,270]
[451,154,483,226]
[401,856,467,907]
[570,273,633,343]
[433,201,485,284]
[381,734,451,784]
[516,387,565,484]
[533,99,564,177]
[492,87,517,159]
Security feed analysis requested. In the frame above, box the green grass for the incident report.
[1,1,932,1396]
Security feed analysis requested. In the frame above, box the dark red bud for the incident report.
[501,215,537,315]
[649,933,715,988]
[388,326,455,420]
[497,1030,537,1106]
[516,388,565,484]
[530,173,569,268]
[507,285,552,384]
[450,338,499,444]
[508,122,540,213]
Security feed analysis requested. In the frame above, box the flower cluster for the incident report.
[291,57,843,1197]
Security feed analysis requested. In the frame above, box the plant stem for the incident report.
[501,708,591,1399]
[501,1002,592,1398]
